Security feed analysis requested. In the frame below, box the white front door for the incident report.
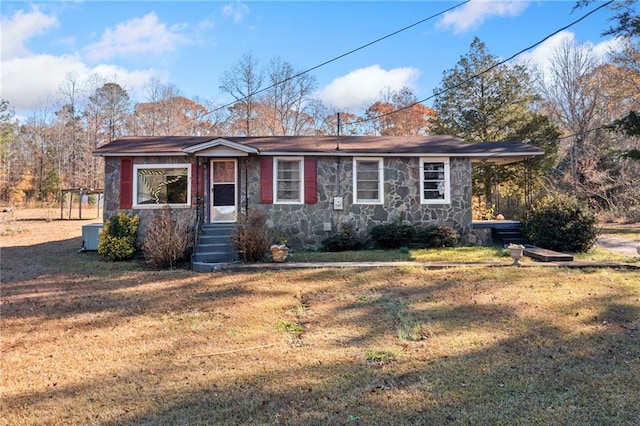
[210,159,237,223]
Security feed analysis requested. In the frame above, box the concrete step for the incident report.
[193,260,242,273]
[193,240,237,252]
[192,223,240,269]
[198,234,234,245]
[200,224,236,233]
[192,250,239,263]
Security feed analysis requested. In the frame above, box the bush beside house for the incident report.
[98,211,139,261]
[524,194,599,252]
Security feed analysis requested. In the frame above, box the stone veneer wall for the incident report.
[103,156,199,242]
[240,156,473,249]
[104,155,473,250]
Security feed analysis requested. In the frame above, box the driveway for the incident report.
[597,235,640,257]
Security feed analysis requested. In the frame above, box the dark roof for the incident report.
[93,135,544,165]
[93,136,214,154]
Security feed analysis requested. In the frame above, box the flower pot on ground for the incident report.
[508,244,525,266]
[270,244,289,262]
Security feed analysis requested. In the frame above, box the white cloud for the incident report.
[1,54,158,113]
[222,2,250,23]
[83,13,189,62]
[518,30,624,77]
[592,37,624,59]
[439,0,529,34]
[1,7,58,60]
[518,31,575,75]
[0,7,183,117]
[318,65,420,111]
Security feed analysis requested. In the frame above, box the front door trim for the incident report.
[209,159,237,223]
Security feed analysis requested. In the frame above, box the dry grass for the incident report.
[294,246,640,265]
[2,211,640,425]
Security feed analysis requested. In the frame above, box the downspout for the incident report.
[245,157,249,214]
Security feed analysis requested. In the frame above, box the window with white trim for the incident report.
[133,164,191,207]
[354,157,383,204]
[420,157,450,204]
[274,157,303,204]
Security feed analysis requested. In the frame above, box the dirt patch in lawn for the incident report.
[1,208,102,283]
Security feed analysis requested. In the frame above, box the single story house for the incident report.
[93,135,542,263]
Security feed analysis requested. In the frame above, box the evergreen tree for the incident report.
[431,37,559,209]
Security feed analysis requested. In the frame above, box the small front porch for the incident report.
[188,139,257,271]
[191,223,240,272]
[471,220,528,246]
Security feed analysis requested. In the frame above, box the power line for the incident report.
[556,124,613,141]
[170,1,471,130]
[352,0,615,127]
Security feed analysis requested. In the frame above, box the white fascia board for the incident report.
[184,138,259,154]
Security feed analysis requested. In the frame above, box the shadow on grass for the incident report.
[3,237,640,425]
[121,291,640,424]
[5,293,638,425]
[1,237,262,329]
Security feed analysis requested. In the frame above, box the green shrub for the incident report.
[413,226,460,248]
[141,207,194,269]
[98,211,139,261]
[321,223,363,252]
[369,222,415,249]
[234,208,271,261]
[524,194,599,252]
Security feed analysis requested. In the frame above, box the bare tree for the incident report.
[261,56,317,135]
[219,53,263,136]
[131,82,215,136]
[536,38,604,183]
[539,38,640,218]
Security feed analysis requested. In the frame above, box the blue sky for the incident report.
[0,1,627,119]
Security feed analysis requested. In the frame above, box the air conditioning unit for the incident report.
[82,223,104,251]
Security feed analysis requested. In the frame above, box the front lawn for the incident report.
[3,246,640,425]
[2,215,639,425]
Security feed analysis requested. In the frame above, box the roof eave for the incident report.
[93,152,185,157]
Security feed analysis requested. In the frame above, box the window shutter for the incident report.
[260,158,273,204]
[119,158,133,209]
[304,158,317,204]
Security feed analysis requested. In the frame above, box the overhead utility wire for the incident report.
[353,0,615,126]
[173,0,470,129]
[555,124,614,141]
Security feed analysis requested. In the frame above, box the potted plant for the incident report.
[508,243,525,266]
[270,237,289,262]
